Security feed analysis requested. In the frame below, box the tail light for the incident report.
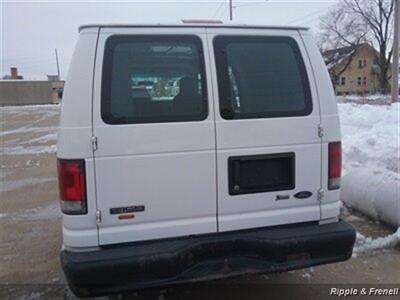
[328,142,341,190]
[57,159,87,214]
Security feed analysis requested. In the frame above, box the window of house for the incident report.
[357,77,362,86]
[363,76,367,86]
[341,76,346,86]
[213,36,312,119]
[358,59,367,68]
[101,35,208,124]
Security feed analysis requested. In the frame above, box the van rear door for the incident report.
[207,28,322,232]
[92,28,217,245]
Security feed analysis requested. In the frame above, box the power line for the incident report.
[233,1,270,8]
[3,59,59,68]
[218,2,229,20]
[212,1,225,19]
[2,62,58,71]
[285,7,327,25]
[3,55,55,64]
[229,0,270,21]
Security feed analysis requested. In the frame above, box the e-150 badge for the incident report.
[110,205,145,215]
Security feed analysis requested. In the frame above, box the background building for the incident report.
[0,68,64,106]
[323,43,387,95]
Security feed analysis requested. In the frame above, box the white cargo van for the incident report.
[57,23,356,297]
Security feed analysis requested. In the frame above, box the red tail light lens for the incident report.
[328,142,341,190]
[57,159,87,214]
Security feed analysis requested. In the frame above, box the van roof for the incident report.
[78,23,309,32]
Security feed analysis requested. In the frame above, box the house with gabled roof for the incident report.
[323,43,386,95]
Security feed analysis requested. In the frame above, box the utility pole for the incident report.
[392,0,399,103]
[229,0,233,21]
[55,48,60,80]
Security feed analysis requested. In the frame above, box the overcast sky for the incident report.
[1,0,338,79]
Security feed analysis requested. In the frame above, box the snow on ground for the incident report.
[0,177,56,193]
[15,202,61,221]
[0,104,59,155]
[0,103,60,114]
[3,144,57,155]
[353,228,400,257]
[0,202,60,221]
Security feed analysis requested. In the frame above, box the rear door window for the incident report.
[213,36,312,119]
[102,35,208,124]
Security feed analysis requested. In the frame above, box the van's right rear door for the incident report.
[207,28,322,232]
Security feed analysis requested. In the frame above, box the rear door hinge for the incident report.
[318,125,324,138]
[318,188,324,201]
[91,136,98,151]
[95,210,102,224]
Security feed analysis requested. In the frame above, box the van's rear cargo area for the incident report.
[62,220,355,297]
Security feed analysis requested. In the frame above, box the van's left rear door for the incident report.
[92,27,217,245]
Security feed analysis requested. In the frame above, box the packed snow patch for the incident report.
[2,144,57,155]
[17,202,61,221]
[0,177,56,193]
[0,202,60,221]
[0,103,60,113]
[353,228,400,256]
[0,126,58,138]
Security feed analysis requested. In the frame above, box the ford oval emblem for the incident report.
[294,191,312,199]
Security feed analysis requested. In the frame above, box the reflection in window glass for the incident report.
[214,36,312,119]
[102,36,208,124]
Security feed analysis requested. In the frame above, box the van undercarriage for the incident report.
[62,220,355,297]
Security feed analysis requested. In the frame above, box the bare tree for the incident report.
[319,0,395,93]
[319,5,367,90]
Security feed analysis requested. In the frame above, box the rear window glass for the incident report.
[213,36,312,119]
[102,35,208,124]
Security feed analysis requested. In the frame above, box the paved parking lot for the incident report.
[0,105,399,299]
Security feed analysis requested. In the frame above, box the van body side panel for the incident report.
[207,28,322,232]
[92,28,217,245]
[58,31,99,248]
[299,33,341,219]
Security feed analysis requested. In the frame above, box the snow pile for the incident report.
[341,171,399,227]
[339,102,400,227]
[339,102,399,180]
[353,228,400,256]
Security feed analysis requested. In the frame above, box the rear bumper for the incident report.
[61,220,356,297]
